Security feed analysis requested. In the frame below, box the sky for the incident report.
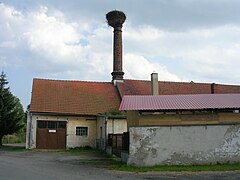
[1,0,240,109]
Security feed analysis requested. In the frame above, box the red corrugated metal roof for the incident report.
[119,94,240,111]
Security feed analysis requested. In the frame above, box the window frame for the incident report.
[76,127,88,137]
[37,120,66,129]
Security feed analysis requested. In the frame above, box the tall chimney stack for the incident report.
[106,10,126,81]
[151,73,159,95]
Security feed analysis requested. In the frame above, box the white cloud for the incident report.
[1,0,240,109]
[1,2,240,85]
[0,3,24,21]
[0,4,91,77]
[124,54,181,81]
[0,4,179,82]
[123,23,240,83]
[125,24,164,42]
[0,41,16,48]
[23,6,85,60]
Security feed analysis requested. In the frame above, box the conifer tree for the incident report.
[0,72,24,146]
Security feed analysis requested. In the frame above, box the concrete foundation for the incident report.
[106,146,112,155]
[121,151,129,163]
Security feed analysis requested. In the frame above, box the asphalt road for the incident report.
[1,150,240,180]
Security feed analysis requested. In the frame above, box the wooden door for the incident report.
[36,121,66,149]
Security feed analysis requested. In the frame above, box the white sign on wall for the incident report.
[49,130,56,133]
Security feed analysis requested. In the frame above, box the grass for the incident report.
[68,154,240,172]
[111,163,240,172]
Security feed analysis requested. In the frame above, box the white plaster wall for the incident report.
[26,114,126,149]
[128,125,240,166]
[96,116,107,150]
[26,113,37,149]
[26,114,97,149]
[107,119,127,134]
[96,116,106,139]
[67,118,96,148]
[25,113,30,149]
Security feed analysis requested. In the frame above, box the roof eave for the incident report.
[123,108,240,112]
[29,111,98,117]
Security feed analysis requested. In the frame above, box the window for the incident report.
[37,121,66,129]
[48,121,57,129]
[58,121,66,128]
[37,121,47,128]
[76,127,88,136]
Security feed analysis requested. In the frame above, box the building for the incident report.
[26,79,126,149]
[120,94,240,166]
[26,10,240,150]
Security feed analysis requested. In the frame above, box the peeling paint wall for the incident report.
[128,125,240,166]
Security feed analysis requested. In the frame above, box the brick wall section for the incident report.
[158,81,211,94]
[215,84,240,93]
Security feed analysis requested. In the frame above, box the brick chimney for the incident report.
[106,10,126,81]
[211,83,215,94]
[151,73,159,95]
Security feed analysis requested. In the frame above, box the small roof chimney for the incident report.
[106,10,126,81]
[211,83,215,94]
[151,73,159,95]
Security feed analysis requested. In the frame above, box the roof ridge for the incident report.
[123,79,240,86]
[123,78,205,84]
[33,78,112,84]
[123,93,240,97]
[32,78,239,86]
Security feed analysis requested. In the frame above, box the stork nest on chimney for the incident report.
[106,10,126,27]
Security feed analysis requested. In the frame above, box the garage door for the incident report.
[36,121,67,149]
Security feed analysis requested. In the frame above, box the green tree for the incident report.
[0,72,24,146]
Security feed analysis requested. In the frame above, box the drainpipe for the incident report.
[112,118,114,134]
[104,116,108,150]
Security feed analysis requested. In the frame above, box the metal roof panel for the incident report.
[119,94,240,111]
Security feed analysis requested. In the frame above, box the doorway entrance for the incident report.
[36,120,66,149]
